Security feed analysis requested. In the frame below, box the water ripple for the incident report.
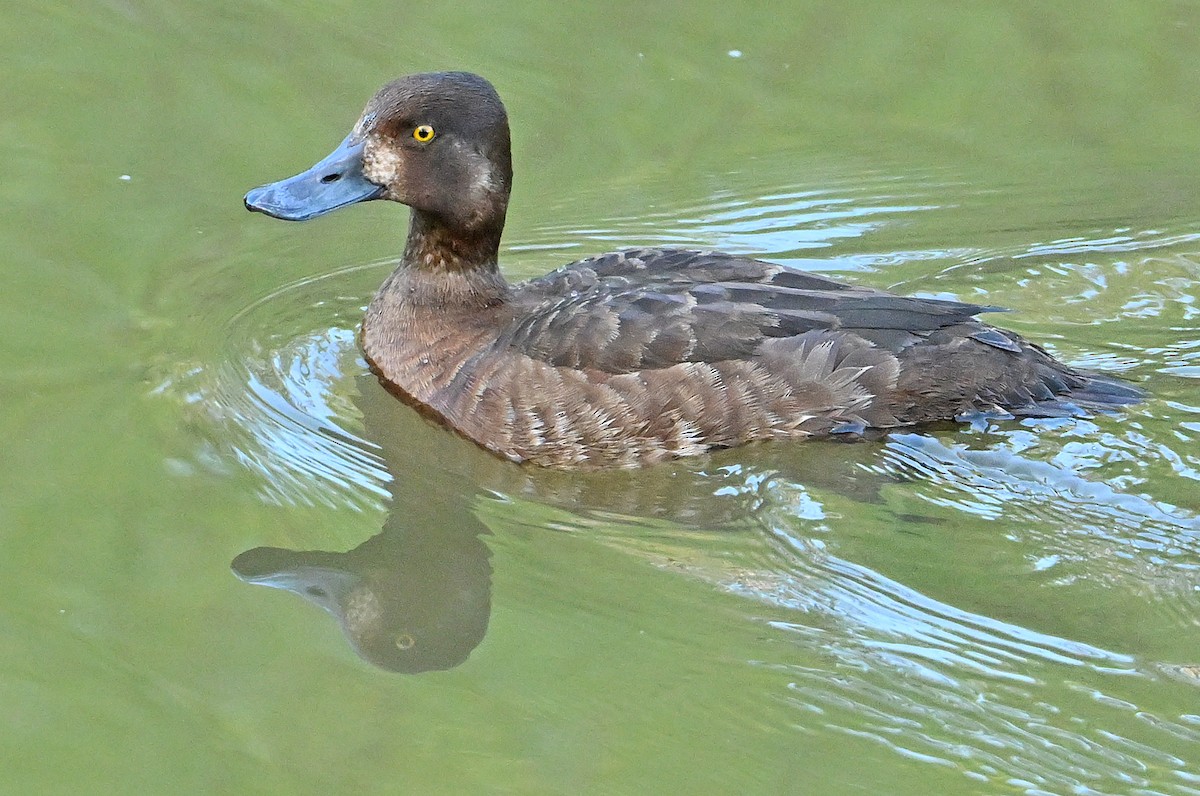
[576,422,1200,793]
[644,521,1200,793]
[511,168,958,273]
[150,262,390,511]
[1017,230,1200,260]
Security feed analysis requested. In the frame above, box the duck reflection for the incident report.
[231,508,491,674]
[231,368,500,673]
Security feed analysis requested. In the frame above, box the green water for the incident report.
[4,1,1200,793]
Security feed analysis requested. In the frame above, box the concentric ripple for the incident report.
[152,260,392,512]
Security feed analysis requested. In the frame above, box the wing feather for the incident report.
[501,248,1002,375]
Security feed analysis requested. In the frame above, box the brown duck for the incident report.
[245,72,1141,469]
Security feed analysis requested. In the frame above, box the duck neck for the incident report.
[362,208,512,402]
[392,209,510,310]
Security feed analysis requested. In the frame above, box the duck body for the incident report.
[246,72,1141,470]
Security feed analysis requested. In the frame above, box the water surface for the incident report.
[4,1,1200,793]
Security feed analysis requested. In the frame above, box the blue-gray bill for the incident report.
[244,134,383,221]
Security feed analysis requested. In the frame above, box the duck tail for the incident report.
[1067,372,1145,408]
[1007,371,1144,418]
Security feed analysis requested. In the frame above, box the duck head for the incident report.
[245,72,513,240]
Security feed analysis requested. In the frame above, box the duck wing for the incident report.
[502,248,1009,374]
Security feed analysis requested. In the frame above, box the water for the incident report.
[4,1,1200,793]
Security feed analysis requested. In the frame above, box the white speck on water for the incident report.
[728,49,743,58]
[119,174,132,181]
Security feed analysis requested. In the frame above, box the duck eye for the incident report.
[412,124,435,143]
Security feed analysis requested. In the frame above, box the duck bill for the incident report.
[244,134,384,221]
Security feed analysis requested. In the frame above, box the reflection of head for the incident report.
[232,521,491,673]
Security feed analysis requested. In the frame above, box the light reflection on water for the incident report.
[156,262,393,512]
[875,431,1199,531]
[511,165,969,273]
[156,169,1200,791]
[235,337,388,510]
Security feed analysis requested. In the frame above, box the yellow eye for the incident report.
[413,124,435,142]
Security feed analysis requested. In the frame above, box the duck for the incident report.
[244,71,1142,470]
